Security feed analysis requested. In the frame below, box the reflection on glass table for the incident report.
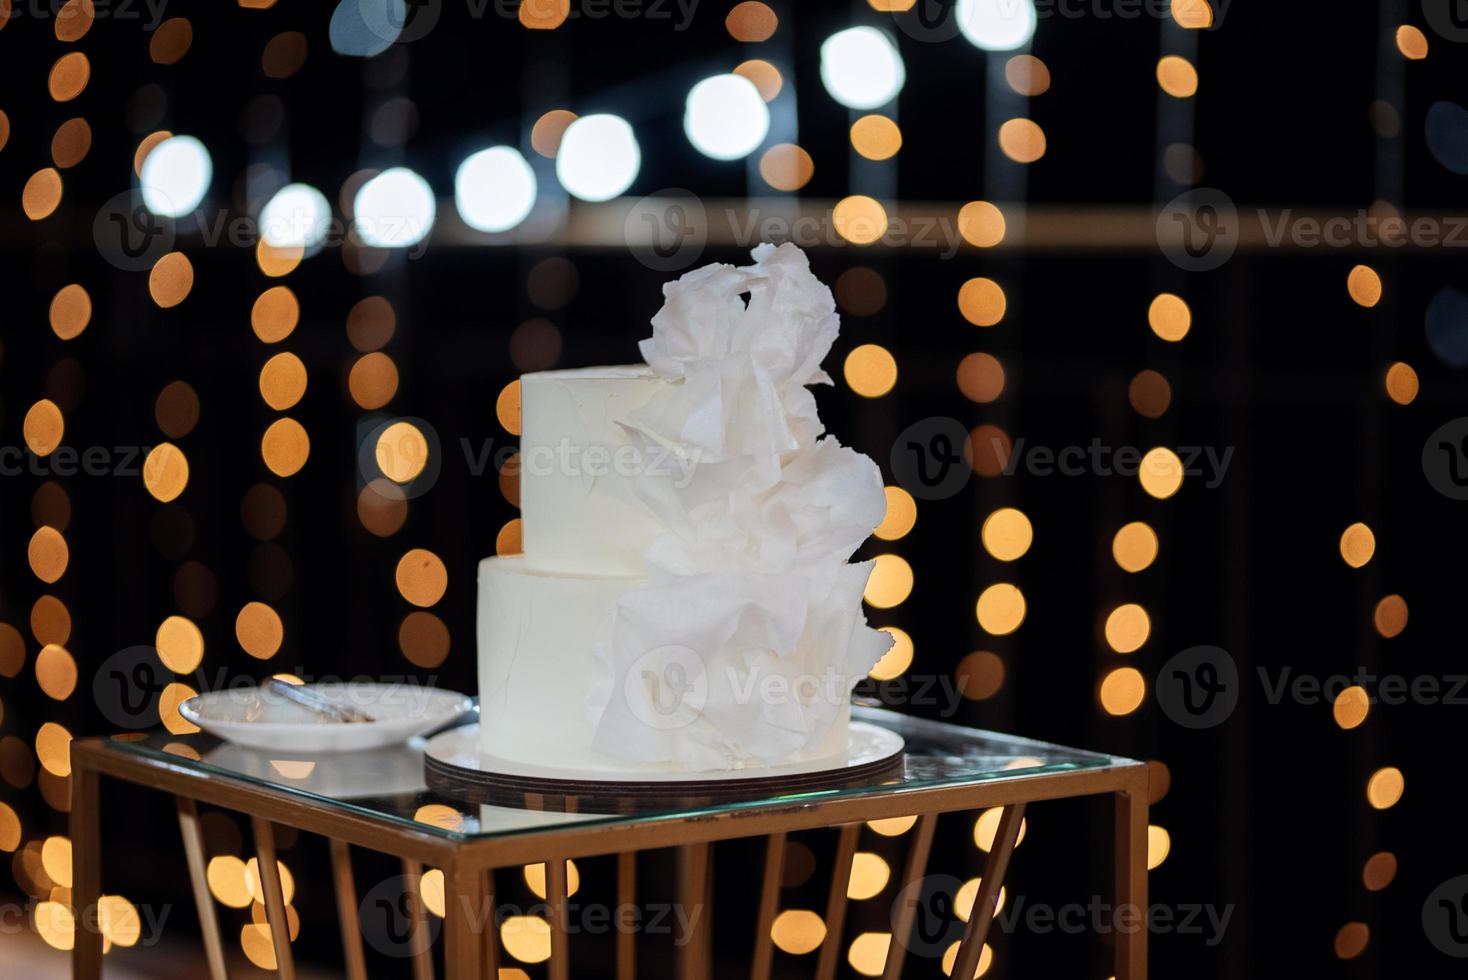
[108,705,1131,836]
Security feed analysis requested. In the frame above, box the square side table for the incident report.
[69,707,1148,980]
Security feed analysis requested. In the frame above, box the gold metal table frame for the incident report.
[68,708,1148,980]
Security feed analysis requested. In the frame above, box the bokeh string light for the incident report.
[1095,0,1216,884]
[954,12,1048,756]
[1320,11,1432,960]
[5,0,159,953]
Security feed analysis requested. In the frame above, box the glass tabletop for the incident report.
[103,706,1136,841]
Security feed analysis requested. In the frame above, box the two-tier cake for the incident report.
[476,243,892,774]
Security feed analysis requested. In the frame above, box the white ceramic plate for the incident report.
[179,683,473,753]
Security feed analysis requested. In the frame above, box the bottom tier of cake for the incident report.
[476,556,852,773]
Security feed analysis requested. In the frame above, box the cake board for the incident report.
[423,722,905,813]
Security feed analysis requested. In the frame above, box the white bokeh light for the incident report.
[352,167,436,248]
[454,147,537,233]
[555,114,641,202]
[329,0,405,57]
[260,183,332,250]
[140,135,213,217]
[958,0,1037,51]
[684,74,771,161]
[819,27,906,110]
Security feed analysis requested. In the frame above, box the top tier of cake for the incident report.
[518,364,671,578]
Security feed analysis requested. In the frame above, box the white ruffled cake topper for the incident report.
[588,243,894,770]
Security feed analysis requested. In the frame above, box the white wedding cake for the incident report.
[476,244,893,773]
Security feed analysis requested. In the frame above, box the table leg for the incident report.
[950,803,1025,980]
[749,832,786,980]
[814,823,860,980]
[328,839,368,980]
[177,798,228,980]
[1115,787,1149,980]
[617,852,635,980]
[484,868,501,979]
[881,813,938,980]
[676,843,711,980]
[400,859,436,980]
[252,817,297,980]
[444,861,489,980]
[547,859,571,980]
[70,759,102,980]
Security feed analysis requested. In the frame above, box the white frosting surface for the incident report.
[518,366,671,577]
[479,244,890,773]
[476,556,849,771]
[477,556,638,768]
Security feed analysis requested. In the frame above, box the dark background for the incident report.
[1,0,1465,976]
